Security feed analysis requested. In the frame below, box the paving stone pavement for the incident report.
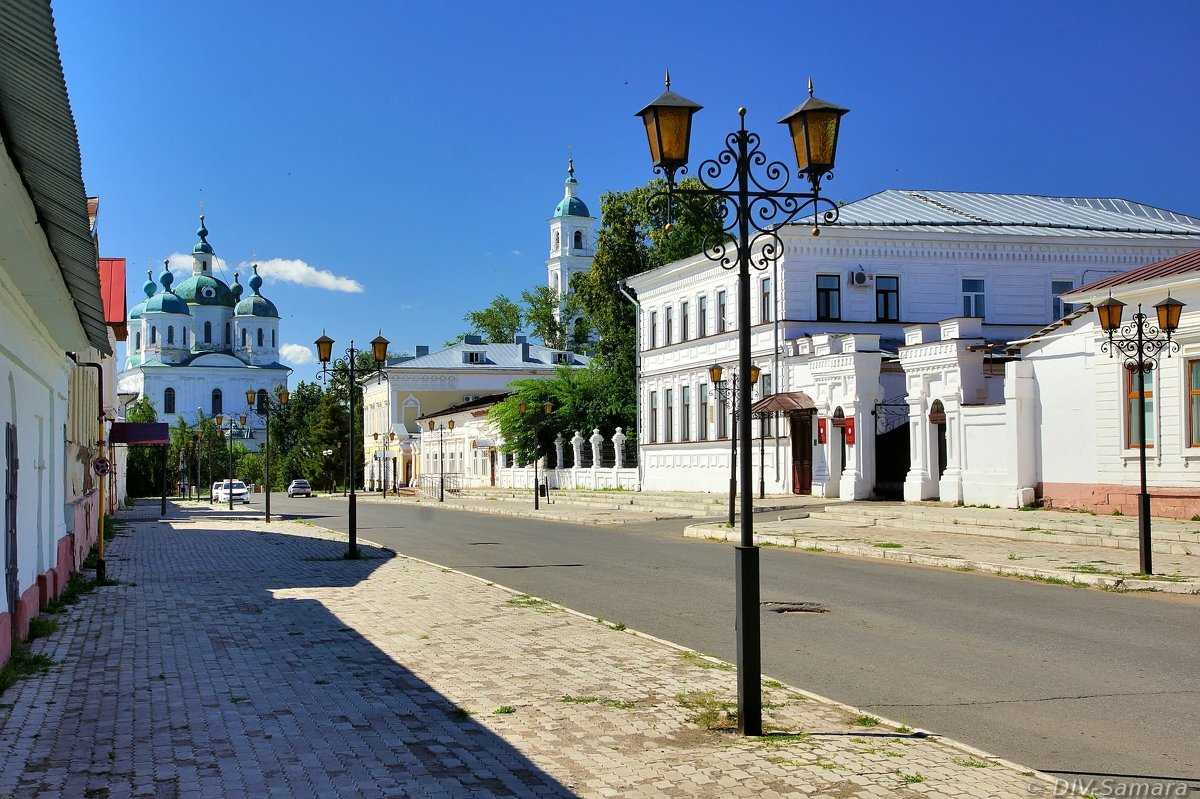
[0,503,1073,798]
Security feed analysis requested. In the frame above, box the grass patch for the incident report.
[759,731,811,746]
[679,650,735,672]
[953,756,993,768]
[897,771,925,785]
[800,546,826,553]
[676,691,737,730]
[871,541,904,549]
[26,617,58,642]
[595,618,627,631]
[0,646,56,693]
[1007,553,1022,560]
[43,573,106,614]
[492,705,516,715]
[506,594,559,613]
[897,725,913,734]
[762,678,783,689]
[851,714,880,727]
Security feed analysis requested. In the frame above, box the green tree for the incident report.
[464,294,522,343]
[125,396,160,497]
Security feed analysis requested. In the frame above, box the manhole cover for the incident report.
[761,601,828,614]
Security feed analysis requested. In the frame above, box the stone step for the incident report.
[806,510,1200,556]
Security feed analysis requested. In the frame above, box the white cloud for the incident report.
[279,343,315,365]
[241,258,363,293]
[511,249,523,256]
[165,252,227,277]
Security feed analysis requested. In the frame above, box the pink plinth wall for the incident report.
[1040,482,1200,519]
[71,490,98,574]
[0,611,10,670]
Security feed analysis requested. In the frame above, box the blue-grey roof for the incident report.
[554,195,590,218]
[826,190,1200,238]
[386,341,590,370]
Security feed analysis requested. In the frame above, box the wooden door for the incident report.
[789,414,812,494]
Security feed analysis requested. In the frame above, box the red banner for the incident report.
[845,418,856,445]
[817,417,827,444]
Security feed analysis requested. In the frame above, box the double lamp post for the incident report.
[246,386,288,523]
[635,72,848,736]
[425,419,454,502]
[519,400,554,510]
[707,363,759,528]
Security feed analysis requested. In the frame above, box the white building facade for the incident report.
[116,217,288,448]
[626,190,1200,498]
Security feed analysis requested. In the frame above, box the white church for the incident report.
[117,215,289,448]
[546,158,595,336]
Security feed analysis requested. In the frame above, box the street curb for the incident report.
[350,494,690,525]
[685,525,1200,595]
[266,515,1070,795]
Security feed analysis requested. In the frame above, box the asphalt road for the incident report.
[248,493,1199,790]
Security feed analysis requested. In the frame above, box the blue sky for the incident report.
[53,0,1200,384]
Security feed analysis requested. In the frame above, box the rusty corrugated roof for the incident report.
[1069,249,1200,296]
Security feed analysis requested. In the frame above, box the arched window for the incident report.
[573,230,583,250]
[225,323,231,345]
[134,331,141,349]
[553,230,560,251]
[241,328,247,347]
[163,387,176,414]
[271,329,276,348]
[211,388,222,415]
[204,321,212,343]
[257,389,269,413]
[167,326,175,345]
[150,326,157,344]
[257,328,264,347]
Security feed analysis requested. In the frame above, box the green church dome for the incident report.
[175,273,235,306]
[142,263,190,316]
[192,213,214,254]
[234,265,279,318]
[128,269,157,320]
[553,196,590,218]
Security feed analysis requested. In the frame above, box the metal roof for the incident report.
[0,0,111,353]
[1069,248,1200,296]
[823,190,1200,239]
[416,393,511,421]
[386,341,590,370]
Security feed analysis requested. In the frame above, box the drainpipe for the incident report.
[618,279,643,490]
[773,257,780,490]
[66,352,106,583]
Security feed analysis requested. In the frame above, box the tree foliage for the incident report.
[464,295,523,343]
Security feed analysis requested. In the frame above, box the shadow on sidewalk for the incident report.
[0,502,575,797]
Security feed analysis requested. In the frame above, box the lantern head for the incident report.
[778,79,848,181]
[315,332,334,365]
[749,364,761,385]
[1155,295,1184,334]
[245,389,256,408]
[447,419,455,431]
[707,363,723,384]
[636,69,702,175]
[1095,296,1126,333]
[370,332,390,365]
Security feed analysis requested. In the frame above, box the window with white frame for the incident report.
[962,278,985,318]
[681,385,691,441]
[1125,369,1154,449]
[717,290,728,332]
[665,306,673,345]
[761,277,773,323]
[1051,279,1074,320]
[680,301,689,342]
[698,383,709,441]
[698,295,708,337]
[1189,360,1200,448]
[664,388,674,442]
[649,311,658,348]
[649,391,658,443]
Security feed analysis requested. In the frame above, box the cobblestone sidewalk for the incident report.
[0,504,1070,797]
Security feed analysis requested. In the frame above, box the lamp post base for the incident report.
[735,544,762,736]
[1138,492,1153,575]
[347,492,359,559]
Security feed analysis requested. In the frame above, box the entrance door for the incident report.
[5,423,18,620]
[489,449,496,486]
[789,414,812,494]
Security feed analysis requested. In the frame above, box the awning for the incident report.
[750,392,816,415]
[109,422,170,445]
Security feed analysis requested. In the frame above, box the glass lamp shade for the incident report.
[214,415,224,428]
[388,431,396,441]
[636,76,702,171]
[427,420,435,432]
[1155,296,1184,334]
[373,432,379,441]
[315,332,334,364]
[518,401,528,414]
[370,333,390,365]
[245,389,256,408]
[778,82,848,177]
[238,415,247,428]
[1095,296,1126,332]
[708,363,723,384]
[447,420,455,431]
[749,364,761,385]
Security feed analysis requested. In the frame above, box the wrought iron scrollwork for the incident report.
[1099,309,1180,374]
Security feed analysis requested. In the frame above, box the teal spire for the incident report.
[234,263,278,318]
[141,258,190,315]
[230,271,243,300]
[553,157,590,218]
[142,269,156,298]
[159,258,174,292]
[193,212,214,254]
[249,263,263,294]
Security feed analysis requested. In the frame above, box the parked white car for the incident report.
[287,479,312,498]
[214,480,251,504]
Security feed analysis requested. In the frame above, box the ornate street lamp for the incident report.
[1095,293,1185,574]
[639,73,846,736]
[709,363,760,528]
[247,386,288,523]
[518,400,554,509]
[214,412,247,511]
[372,430,398,498]
[315,330,389,558]
[426,419,454,502]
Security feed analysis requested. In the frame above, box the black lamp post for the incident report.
[709,363,760,527]
[426,419,454,502]
[192,431,201,501]
[315,331,389,558]
[518,401,554,510]
[637,72,847,736]
[247,386,288,523]
[1095,294,1185,575]
[214,412,246,511]
[373,431,397,498]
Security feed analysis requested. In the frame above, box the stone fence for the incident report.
[497,427,640,491]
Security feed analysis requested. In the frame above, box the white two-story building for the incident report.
[626,189,1200,498]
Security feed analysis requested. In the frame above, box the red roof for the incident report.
[1072,248,1200,295]
[97,257,127,340]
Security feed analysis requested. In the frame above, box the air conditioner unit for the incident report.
[848,267,872,287]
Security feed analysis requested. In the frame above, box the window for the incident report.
[664,388,674,442]
[225,323,231,345]
[649,391,658,443]
[150,326,157,344]
[649,311,658,348]
[680,302,689,342]
[665,306,673,345]
[464,351,484,364]
[681,386,691,441]
[257,328,264,347]
[962,278,985,318]
[761,277,773,323]
[1125,369,1154,448]
[698,383,709,441]
[211,388,222,416]
[553,352,571,365]
[163,387,176,414]
[134,331,141,349]
[817,275,840,321]
[272,329,276,347]
[573,230,583,250]
[1190,361,1200,447]
[553,230,560,251]
[1052,280,1074,320]
[761,373,774,436]
[257,389,269,413]
[204,321,212,343]
[876,276,899,322]
[698,296,708,337]
[241,328,247,347]
[717,387,728,438]
[717,290,728,332]
[167,326,175,345]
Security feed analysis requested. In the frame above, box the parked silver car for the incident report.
[287,479,312,498]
